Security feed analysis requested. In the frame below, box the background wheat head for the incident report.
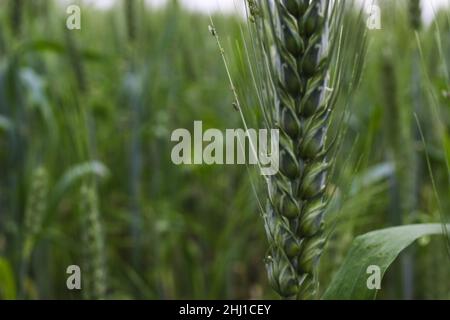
[79,184,107,300]
[23,166,49,260]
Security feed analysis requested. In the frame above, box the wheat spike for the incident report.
[23,166,48,259]
[79,184,107,300]
[250,0,345,299]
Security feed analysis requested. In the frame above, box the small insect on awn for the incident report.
[208,25,216,37]
[232,101,239,111]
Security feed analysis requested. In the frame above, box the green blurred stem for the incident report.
[382,48,418,299]
[10,0,23,37]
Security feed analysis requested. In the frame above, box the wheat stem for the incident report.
[125,0,137,42]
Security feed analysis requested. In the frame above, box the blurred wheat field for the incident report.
[0,0,449,300]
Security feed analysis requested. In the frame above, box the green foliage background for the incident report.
[0,0,449,299]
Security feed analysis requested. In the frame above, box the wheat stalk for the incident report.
[79,184,107,300]
[9,0,23,37]
[125,0,137,42]
[65,28,87,93]
[248,0,348,299]
[403,0,422,298]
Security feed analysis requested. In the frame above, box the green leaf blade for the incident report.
[0,257,16,300]
[323,224,449,300]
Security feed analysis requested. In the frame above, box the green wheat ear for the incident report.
[23,166,49,260]
[19,166,49,297]
[248,0,359,299]
[79,184,107,300]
